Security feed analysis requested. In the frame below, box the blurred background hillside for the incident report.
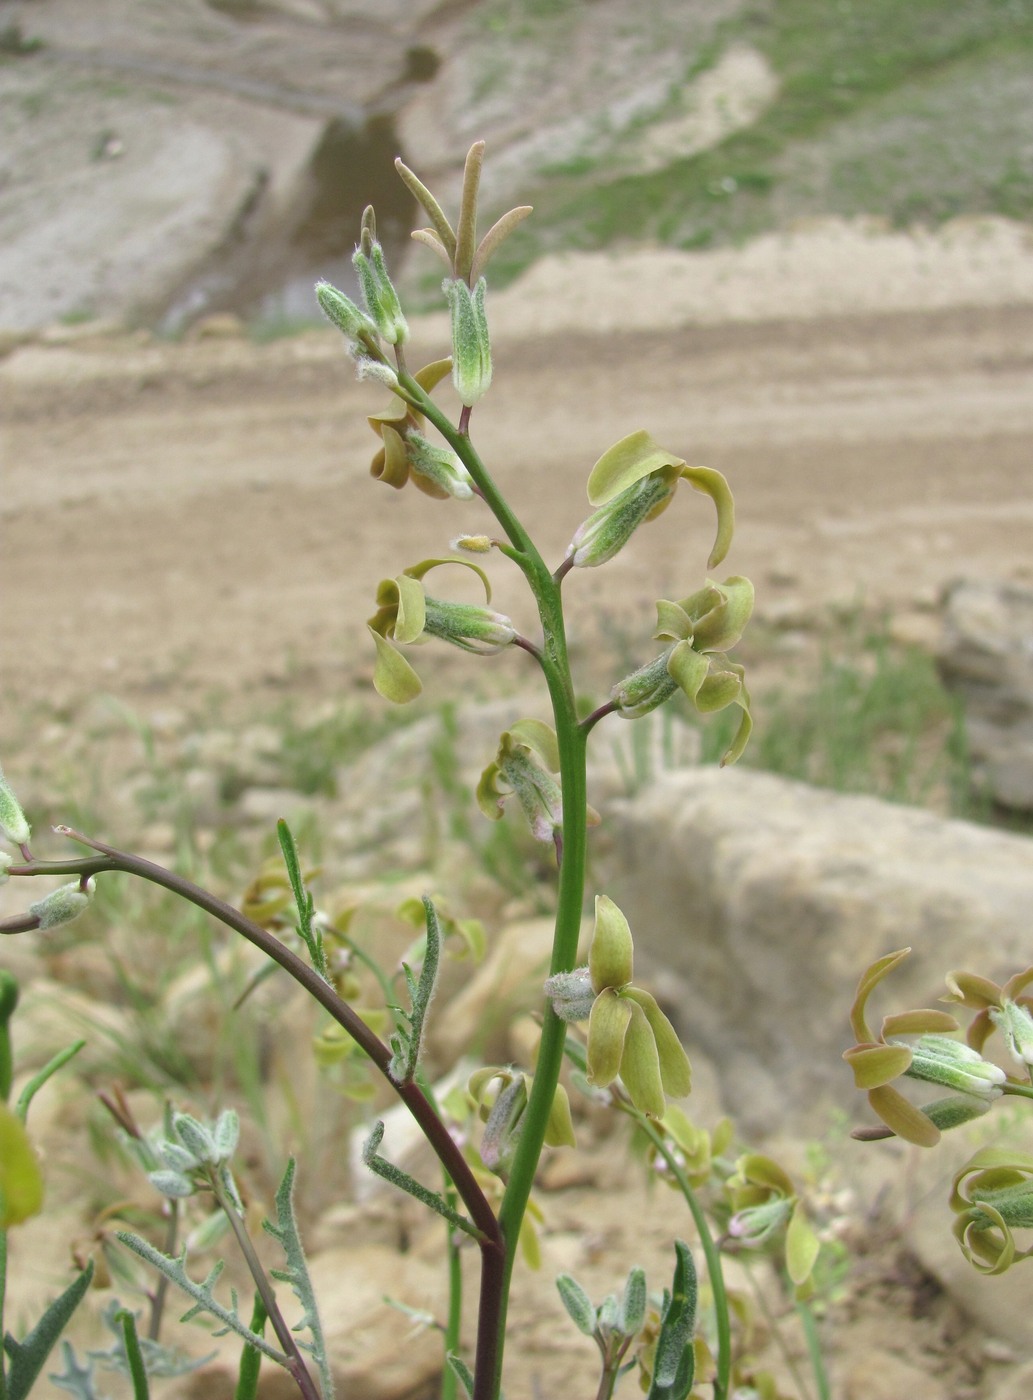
[2,0,1032,332]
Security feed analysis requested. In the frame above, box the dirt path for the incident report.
[3,299,1032,726]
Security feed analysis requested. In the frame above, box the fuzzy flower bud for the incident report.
[922,1094,995,1132]
[480,1074,527,1175]
[566,472,674,568]
[610,651,680,720]
[901,1034,1006,1100]
[422,598,516,654]
[315,280,379,345]
[353,212,408,345]
[406,431,474,500]
[444,277,492,406]
[28,879,95,930]
[0,765,30,847]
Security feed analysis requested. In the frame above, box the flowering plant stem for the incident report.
[632,1115,732,1400]
[404,376,590,1398]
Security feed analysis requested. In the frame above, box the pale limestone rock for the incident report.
[603,767,1033,1133]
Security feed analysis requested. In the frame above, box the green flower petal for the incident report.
[393,573,427,643]
[868,1083,941,1147]
[844,1042,913,1090]
[619,1001,666,1119]
[679,466,735,569]
[589,896,634,992]
[368,627,422,704]
[786,1201,820,1288]
[623,987,691,1098]
[587,989,633,1088]
[587,430,686,506]
[666,641,710,703]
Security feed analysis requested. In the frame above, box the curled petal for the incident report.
[507,719,560,772]
[868,1083,941,1146]
[953,1199,1016,1274]
[476,761,506,822]
[720,690,753,767]
[942,970,1002,1009]
[849,947,912,1044]
[587,431,686,506]
[371,424,411,489]
[369,628,422,704]
[690,576,754,653]
[882,1008,960,1037]
[680,466,735,569]
[666,642,710,703]
[694,661,743,714]
[844,1042,913,1090]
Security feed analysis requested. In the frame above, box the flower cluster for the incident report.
[545,896,691,1119]
[844,948,1006,1147]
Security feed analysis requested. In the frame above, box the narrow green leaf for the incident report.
[15,1040,85,1125]
[276,821,328,980]
[648,1242,697,1400]
[234,1292,267,1400]
[115,1310,150,1400]
[5,1261,94,1400]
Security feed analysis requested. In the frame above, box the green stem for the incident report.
[796,1295,830,1400]
[210,1174,321,1400]
[236,1294,268,1400]
[634,1117,731,1400]
[405,376,590,1400]
[116,1309,151,1400]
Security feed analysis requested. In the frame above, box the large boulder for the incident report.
[601,767,1033,1134]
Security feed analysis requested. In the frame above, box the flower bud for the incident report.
[566,472,674,568]
[422,598,516,654]
[28,878,95,930]
[923,1094,995,1132]
[353,230,408,346]
[991,1000,1033,1068]
[480,1074,526,1175]
[0,765,30,846]
[315,280,379,346]
[728,1196,794,1245]
[610,650,679,720]
[406,432,474,500]
[444,277,492,406]
[902,1034,1006,1100]
[496,742,563,843]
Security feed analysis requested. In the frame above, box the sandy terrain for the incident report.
[3,224,1033,728]
[3,224,1033,1397]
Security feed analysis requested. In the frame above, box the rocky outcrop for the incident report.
[602,766,1033,1134]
